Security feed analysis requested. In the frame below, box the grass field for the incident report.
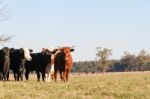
[0,72,150,99]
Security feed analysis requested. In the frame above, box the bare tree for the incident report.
[0,34,11,44]
[0,0,9,21]
[0,0,11,43]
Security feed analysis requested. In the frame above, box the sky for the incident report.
[0,0,150,61]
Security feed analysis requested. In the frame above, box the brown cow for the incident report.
[54,46,74,82]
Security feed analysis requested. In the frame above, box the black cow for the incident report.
[0,47,10,81]
[9,48,32,81]
[25,48,57,82]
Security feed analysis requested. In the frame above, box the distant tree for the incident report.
[137,49,150,71]
[91,61,96,73]
[72,62,78,72]
[120,51,137,71]
[96,47,112,73]
[76,61,82,72]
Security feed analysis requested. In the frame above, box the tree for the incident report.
[96,47,112,73]
[120,51,137,71]
[0,0,11,43]
[137,49,150,71]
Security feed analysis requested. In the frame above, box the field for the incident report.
[0,72,150,99]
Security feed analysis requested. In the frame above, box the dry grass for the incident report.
[0,72,150,99]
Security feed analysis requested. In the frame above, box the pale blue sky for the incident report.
[0,0,150,61]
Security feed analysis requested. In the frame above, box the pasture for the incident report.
[0,72,150,99]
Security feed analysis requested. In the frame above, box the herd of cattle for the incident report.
[0,46,75,82]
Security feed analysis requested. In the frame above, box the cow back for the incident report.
[25,53,51,72]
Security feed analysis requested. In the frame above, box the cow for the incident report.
[54,46,74,82]
[46,47,56,82]
[9,48,32,81]
[0,47,10,81]
[25,48,57,82]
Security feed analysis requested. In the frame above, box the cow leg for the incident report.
[36,71,40,82]
[14,73,19,81]
[50,72,54,80]
[13,72,17,81]
[45,73,48,82]
[7,71,9,81]
[42,72,45,82]
[25,70,29,80]
[59,71,63,81]
[0,73,2,81]
[63,71,66,82]
[17,73,20,81]
[7,63,10,81]
[48,73,51,82]
[66,69,69,82]
[48,73,50,82]
[51,74,54,80]
[3,72,7,82]
[45,73,50,82]
[54,72,57,82]
[50,64,54,81]
[60,71,66,82]
[4,75,8,82]
[20,72,24,81]
[54,70,57,82]
[0,73,1,81]
[3,62,10,82]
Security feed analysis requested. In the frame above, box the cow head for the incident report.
[42,47,57,55]
[21,48,32,61]
[61,46,75,53]
[0,47,10,62]
[42,48,51,55]
[60,46,75,61]
[47,47,58,54]
[2,47,10,57]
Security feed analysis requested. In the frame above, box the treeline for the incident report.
[72,50,150,73]
[72,60,150,73]
[72,61,100,73]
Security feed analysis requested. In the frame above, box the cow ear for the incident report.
[70,48,75,52]
[52,49,58,54]
[19,48,24,53]
[29,49,33,53]
[10,48,15,53]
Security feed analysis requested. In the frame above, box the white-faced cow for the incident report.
[0,47,10,81]
[9,48,32,81]
[54,46,74,82]
[25,48,57,82]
